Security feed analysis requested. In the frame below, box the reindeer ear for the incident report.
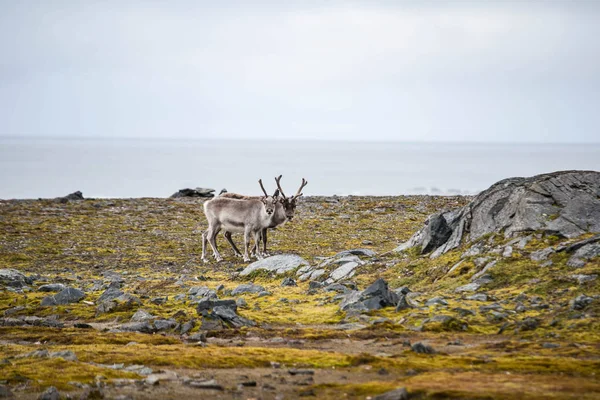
[273,189,280,198]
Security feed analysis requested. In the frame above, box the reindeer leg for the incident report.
[243,228,252,263]
[254,230,264,260]
[262,228,270,257]
[224,231,243,257]
[208,225,223,262]
[201,231,209,263]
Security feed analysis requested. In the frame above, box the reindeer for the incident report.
[201,180,279,263]
[220,176,308,257]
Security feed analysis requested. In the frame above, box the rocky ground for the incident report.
[1,183,599,399]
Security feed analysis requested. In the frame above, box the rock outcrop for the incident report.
[396,171,600,258]
[170,188,215,198]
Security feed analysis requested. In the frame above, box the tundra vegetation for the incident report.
[0,179,599,398]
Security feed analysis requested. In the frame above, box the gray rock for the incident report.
[531,248,554,262]
[41,287,85,306]
[154,319,178,331]
[334,249,376,258]
[570,274,598,285]
[281,277,297,287]
[466,293,488,302]
[171,187,215,198]
[3,306,25,316]
[340,279,398,312]
[236,298,248,308]
[395,294,412,311]
[231,283,266,295]
[372,388,408,400]
[118,322,155,334]
[97,287,124,303]
[324,283,351,293]
[0,269,32,289]
[298,268,326,282]
[411,342,435,354]
[570,294,594,310]
[502,246,513,257]
[180,320,195,335]
[455,283,481,293]
[38,283,66,292]
[196,299,237,313]
[131,309,154,322]
[567,258,586,268]
[425,297,448,306]
[329,261,360,282]
[188,286,218,299]
[471,260,497,281]
[396,171,600,257]
[49,350,77,361]
[187,379,223,390]
[240,254,310,276]
[212,305,256,328]
[37,386,59,400]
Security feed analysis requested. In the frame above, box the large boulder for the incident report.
[0,269,33,289]
[340,278,399,312]
[239,255,310,277]
[170,188,215,198]
[41,287,85,306]
[396,171,600,258]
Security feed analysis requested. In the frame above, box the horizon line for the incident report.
[1,135,599,146]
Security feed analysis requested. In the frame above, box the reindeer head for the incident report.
[275,175,308,221]
[258,179,279,216]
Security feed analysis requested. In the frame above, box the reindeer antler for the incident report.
[258,179,269,197]
[292,178,308,199]
[274,175,287,199]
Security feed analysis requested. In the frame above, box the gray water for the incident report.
[1,137,599,199]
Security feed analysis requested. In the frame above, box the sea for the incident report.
[1,137,599,199]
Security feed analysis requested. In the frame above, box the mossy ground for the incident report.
[1,196,599,399]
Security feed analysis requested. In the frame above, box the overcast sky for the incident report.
[1,1,599,143]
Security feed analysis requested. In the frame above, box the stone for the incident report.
[212,305,256,328]
[231,283,266,295]
[466,293,488,302]
[570,274,597,285]
[236,298,248,308]
[170,187,215,198]
[472,260,497,281]
[340,279,398,312]
[131,309,154,322]
[154,319,177,331]
[38,283,66,292]
[329,262,360,282]
[240,254,310,276]
[180,319,195,335]
[570,294,594,310]
[455,283,481,293]
[395,171,600,257]
[281,277,297,287]
[373,388,409,400]
[196,299,237,313]
[502,246,513,257]
[531,248,554,262]
[411,342,435,354]
[425,297,448,306]
[38,386,59,400]
[0,269,32,289]
[49,350,77,361]
[41,287,85,306]
[324,283,351,293]
[188,286,218,299]
[187,379,224,390]
[395,295,412,311]
[118,322,155,334]
[334,249,376,258]
[97,287,124,303]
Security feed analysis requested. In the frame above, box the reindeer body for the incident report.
[202,196,277,262]
[217,177,307,257]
